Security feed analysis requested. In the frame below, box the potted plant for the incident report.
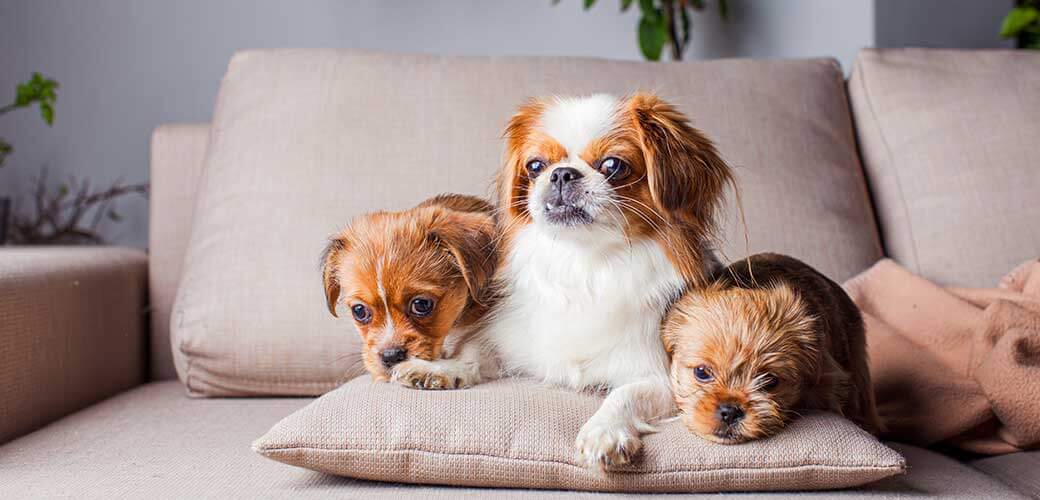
[0,73,147,245]
[558,0,730,61]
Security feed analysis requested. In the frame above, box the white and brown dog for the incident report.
[321,194,498,390]
[488,93,734,469]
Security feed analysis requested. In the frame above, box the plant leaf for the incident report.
[15,82,32,107]
[40,102,54,126]
[718,0,728,20]
[0,138,11,168]
[621,0,634,11]
[584,0,596,9]
[11,73,60,123]
[1001,7,1039,38]
[638,14,667,61]
[638,0,660,22]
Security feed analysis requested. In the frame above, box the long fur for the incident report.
[489,93,733,469]
[663,253,882,444]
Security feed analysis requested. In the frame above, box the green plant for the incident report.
[556,0,729,61]
[0,72,59,168]
[1,72,147,245]
[1000,0,1040,49]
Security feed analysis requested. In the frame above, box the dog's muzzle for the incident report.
[542,167,593,226]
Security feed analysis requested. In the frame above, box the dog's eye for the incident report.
[598,157,629,181]
[761,374,780,391]
[693,364,714,383]
[409,296,436,317]
[525,159,546,176]
[350,304,372,324]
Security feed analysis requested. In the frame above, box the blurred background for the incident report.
[0,1,1020,247]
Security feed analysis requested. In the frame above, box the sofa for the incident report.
[0,48,1037,499]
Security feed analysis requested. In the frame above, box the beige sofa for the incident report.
[0,48,1037,498]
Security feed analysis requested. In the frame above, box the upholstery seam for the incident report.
[257,445,906,475]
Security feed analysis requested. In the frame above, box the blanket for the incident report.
[844,258,1040,455]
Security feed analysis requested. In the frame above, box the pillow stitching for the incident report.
[256,445,906,474]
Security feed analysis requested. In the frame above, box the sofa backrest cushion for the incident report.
[849,48,1040,287]
[149,123,209,380]
[171,49,881,396]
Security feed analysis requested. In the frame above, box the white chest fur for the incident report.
[489,225,684,389]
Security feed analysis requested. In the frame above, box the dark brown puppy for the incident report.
[662,253,881,443]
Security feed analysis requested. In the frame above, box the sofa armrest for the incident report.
[0,247,147,444]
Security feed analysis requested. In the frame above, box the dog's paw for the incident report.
[574,418,642,470]
[390,360,477,390]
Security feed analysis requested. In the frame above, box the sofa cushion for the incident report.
[148,123,210,381]
[849,48,1040,288]
[172,49,881,396]
[972,452,1040,498]
[0,381,1023,499]
[254,377,905,493]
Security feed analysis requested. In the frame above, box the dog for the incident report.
[662,252,882,444]
[487,93,734,469]
[321,194,498,390]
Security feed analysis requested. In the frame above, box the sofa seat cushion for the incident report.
[849,48,1040,288]
[254,378,904,493]
[173,49,882,397]
[972,452,1040,498]
[0,381,1027,499]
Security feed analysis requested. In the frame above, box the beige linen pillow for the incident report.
[172,49,881,396]
[253,378,905,493]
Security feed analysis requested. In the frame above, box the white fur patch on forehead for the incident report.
[539,94,620,156]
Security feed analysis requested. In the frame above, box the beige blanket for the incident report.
[844,258,1040,455]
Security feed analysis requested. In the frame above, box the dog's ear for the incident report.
[628,92,733,229]
[498,98,547,221]
[321,236,350,317]
[661,324,678,356]
[429,209,497,305]
[805,352,851,414]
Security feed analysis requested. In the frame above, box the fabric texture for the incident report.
[0,381,1022,499]
[844,258,1040,455]
[848,48,1040,288]
[0,247,147,444]
[253,377,904,493]
[172,49,881,396]
[972,451,1040,498]
[148,123,210,381]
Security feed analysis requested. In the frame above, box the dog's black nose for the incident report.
[549,167,583,189]
[716,403,745,425]
[379,347,408,368]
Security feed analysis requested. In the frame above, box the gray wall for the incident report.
[0,0,1007,247]
[876,0,1013,49]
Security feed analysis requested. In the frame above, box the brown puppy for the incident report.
[662,253,881,443]
[321,194,497,389]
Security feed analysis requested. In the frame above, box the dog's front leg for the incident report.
[390,339,491,390]
[574,378,674,470]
